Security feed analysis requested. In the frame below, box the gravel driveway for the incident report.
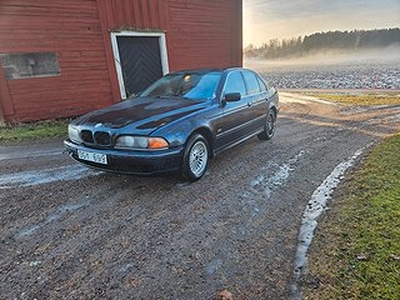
[1,93,399,299]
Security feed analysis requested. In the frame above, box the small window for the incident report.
[242,71,261,95]
[0,52,60,80]
[224,71,246,97]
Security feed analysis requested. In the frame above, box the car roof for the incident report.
[170,68,222,75]
[169,67,250,75]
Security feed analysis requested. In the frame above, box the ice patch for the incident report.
[119,263,134,274]
[0,165,101,189]
[206,259,223,276]
[245,150,306,197]
[0,148,62,161]
[280,92,339,106]
[385,113,400,122]
[17,197,90,238]
[292,145,370,298]
[242,150,306,220]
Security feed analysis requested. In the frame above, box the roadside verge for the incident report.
[303,134,400,299]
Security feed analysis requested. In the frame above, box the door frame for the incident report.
[110,31,169,99]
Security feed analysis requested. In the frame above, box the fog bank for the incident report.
[244,46,400,71]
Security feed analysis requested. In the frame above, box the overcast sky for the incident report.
[243,0,400,46]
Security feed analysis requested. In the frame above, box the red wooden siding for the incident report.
[96,0,171,103]
[97,0,242,99]
[167,0,242,71]
[0,0,242,122]
[0,0,114,121]
[98,0,242,71]
[97,0,169,30]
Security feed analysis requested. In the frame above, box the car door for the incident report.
[213,70,251,151]
[241,70,269,134]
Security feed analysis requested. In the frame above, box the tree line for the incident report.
[245,28,400,59]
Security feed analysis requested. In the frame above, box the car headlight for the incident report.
[115,136,169,150]
[68,125,81,143]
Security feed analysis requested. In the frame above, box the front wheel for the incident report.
[258,109,276,140]
[181,134,210,182]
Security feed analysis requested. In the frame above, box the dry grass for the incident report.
[304,91,400,106]
[0,119,69,143]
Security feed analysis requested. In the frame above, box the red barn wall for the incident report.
[0,0,242,122]
[97,0,242,70]
[0,0,114,122]
[167,0,242,71]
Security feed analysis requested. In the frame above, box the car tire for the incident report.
[181,134,210,182]
[258,109,276,140]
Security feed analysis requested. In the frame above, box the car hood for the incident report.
[73,96,206,132]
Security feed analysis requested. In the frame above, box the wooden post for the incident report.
[0,59,15,123]
[0,69,8,123]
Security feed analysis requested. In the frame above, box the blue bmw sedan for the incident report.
[64,68,279,181]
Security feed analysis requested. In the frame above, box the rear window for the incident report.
[257,76,267,92]
[242,71,261,95]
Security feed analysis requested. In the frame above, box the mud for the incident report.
[1,93,399,299]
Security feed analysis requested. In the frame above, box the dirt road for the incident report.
[1,93,399,299]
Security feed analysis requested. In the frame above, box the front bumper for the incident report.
[64,139,184,175]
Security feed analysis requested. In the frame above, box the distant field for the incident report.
[246,57,400,90]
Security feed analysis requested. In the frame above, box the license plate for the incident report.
[77,150,108,165]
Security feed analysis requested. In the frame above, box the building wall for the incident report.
[0,0,242,122]
[0,0,114,121]
[168,0,242,70]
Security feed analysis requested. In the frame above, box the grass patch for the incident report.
[0,119,69,144]
[305,134,400,299]
[304,91,400,106]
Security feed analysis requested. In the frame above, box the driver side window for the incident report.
[224,71,246,97]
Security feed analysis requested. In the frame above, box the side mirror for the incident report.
[224,92,241,102]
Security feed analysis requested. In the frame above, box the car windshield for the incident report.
[140,71,221,100]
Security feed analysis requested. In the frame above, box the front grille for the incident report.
[81,130,94,143]
[80,129,111,147]
[94,131,111,146]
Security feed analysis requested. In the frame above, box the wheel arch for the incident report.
[187,127,215,158]
[269,105,277,117]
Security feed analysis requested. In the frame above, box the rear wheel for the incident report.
[181,134,210,181]
[258,109,276,140]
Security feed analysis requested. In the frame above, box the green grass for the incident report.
[0,119,69,143]
[304,91,400,106]
[305,134,400,299]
